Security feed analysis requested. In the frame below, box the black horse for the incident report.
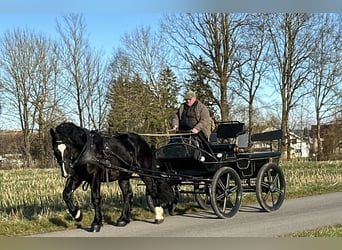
[50,122,175,232]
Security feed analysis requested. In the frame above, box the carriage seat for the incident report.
[215,121,244,140]
[210,143,236,153]
[209,122,246,154]
[237,151,281,159]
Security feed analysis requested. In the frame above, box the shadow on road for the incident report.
[239,205,265,213]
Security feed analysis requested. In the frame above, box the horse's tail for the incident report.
[154,178,176,205]
[125,133,175,206]
[151,155,176,205]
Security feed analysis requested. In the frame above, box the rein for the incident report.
[60,129,195,181]
[139,132,194,137]
[71,138,91,168]
[104,150,164,179]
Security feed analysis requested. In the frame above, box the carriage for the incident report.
[148,121,286,219]
[51,121,285,232]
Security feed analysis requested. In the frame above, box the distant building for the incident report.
[311,121,342,160]
[288,131,311,159]
[0,130,24,168]
[251,127,311,160]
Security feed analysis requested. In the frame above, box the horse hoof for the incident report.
[91,224,101,232]
[155,219,164,224]
[116,220,129,227]
[74,209,83,222]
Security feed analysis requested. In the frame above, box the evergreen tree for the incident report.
[186,57,217,119]
[106,51,180,135]
[107,73,156,134]
[156,67,179,131]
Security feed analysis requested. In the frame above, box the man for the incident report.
[172,91,212,141]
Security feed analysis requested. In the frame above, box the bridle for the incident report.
[55,137,89,178]
[56,129,105,177]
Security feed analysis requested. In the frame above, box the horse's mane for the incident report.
[56,122,89,147]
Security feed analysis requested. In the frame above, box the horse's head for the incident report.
[50,122,88,178]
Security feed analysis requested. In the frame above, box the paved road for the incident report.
[32,192,342,237]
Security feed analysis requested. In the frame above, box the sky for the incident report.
[0,12,164,129]
[0,7,166,129]
[1,0,341,12]
[1,0,341,57]
[0,12,163,58]
[0,0,341,129]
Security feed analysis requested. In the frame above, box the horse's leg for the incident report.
[63,177,83,222]
[116,178,133,227]
[142,176,164,224]
[90,175,103,232]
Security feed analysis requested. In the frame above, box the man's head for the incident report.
[184,91,197,106]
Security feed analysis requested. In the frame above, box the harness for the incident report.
[57,132,168,184]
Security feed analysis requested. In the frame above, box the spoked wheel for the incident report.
[194,183,212,211]
[211,167,242,218]
[256,163,286,212]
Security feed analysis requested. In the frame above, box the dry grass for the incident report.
[281,160,342,198]
[0,160,341,236]
[0,168,152,235]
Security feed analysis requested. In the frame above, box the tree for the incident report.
[161,13,248,121]
[56,13,107,129]
[232,14,271,142]
[83,50,108,130]
[107,74,154,133]
[0,81,3,122]
[266,13,314,160]
[106,49,157,134]
[157,67,179,131]
[309,14,342,160]
[121,26,178,132]
[185,56,217,119]
[122,26,169,88]
[0,28,60,166]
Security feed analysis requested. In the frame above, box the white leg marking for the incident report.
[60,162,67,178]
[75,209,81,220]
[155,206,164,221]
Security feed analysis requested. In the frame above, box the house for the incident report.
[311,121,342,160]
[251,127,311,159]
[288,130,311,159]
[0,130,24,168]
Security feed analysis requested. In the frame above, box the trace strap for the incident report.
[139,132,194,137]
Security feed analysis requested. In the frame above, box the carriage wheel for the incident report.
[211,167,242,218]
[194,183,212,211]
[256,163,286,212]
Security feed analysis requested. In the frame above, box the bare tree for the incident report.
[309,14,342,160]
[56,13,107,129]
[83,50,108,130]
[0,81,3,123]
[122,26,169,87]
[121,25,177,132]
[266,13,314,160]
[161,13,248,121]
[0,28,60,167]
[232,14,271,142]
[107,49,158,133]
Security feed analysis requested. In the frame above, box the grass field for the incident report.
[0,160,341,236]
